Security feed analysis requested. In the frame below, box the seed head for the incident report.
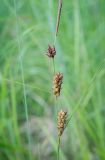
[46,45,56,58]
[57,110,67,136]
[53,72,63,97]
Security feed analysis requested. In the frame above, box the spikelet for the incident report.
[57,110,67,136]
[53,72,63,97]
[46,45,56,58]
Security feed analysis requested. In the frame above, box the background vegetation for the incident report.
[0,0,105,159]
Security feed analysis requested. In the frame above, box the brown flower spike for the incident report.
[46,45,56,58]
[57,110,67,136]
[53,72,63,97]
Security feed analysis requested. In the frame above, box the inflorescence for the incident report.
[53,72,63,97]
[46,45,56,58]
[57,110,67,136]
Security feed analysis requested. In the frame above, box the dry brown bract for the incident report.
[57,110,67,136]
[46,45,56,58]
[53,72,63,97]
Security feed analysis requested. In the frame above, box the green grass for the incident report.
[0,0,105,159]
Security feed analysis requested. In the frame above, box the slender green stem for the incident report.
[53,58,56,74]
[57,136,61,160]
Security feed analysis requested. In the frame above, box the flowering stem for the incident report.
[54,0,63,46]
[56,0,62,36]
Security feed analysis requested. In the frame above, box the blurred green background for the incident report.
[0,0,105,160]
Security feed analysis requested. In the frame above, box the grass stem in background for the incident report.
[13,0,32,159]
